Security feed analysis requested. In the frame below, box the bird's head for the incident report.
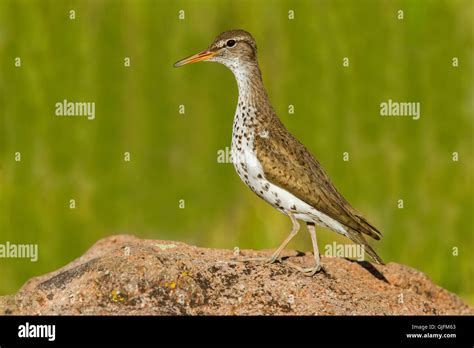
[174,29,258,71]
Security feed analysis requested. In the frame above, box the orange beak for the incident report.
[173,49,217,67]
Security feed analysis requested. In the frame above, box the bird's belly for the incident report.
[231,138,348,237]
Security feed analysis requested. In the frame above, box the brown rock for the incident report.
[0,234,471,315]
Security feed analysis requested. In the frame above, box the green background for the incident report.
[1,0,473,305]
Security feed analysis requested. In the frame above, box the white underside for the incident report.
[232,134,349,238]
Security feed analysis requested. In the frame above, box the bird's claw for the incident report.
[283,259,323,276]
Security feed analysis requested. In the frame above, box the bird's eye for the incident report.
[226,40,236,48]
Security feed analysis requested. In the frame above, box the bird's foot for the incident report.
[217,256,268,265]
[265,254,281,264]
[229,249,284,264]
[283,260,323,276]
[217,253,282,265]
[239,256,269,263]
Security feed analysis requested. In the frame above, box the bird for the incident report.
[174,29,383,275]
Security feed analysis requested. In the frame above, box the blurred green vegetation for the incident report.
[0,0,473,305]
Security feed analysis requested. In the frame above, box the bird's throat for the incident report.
[235,64,265,106]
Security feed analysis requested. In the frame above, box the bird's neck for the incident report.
[231,62,275,129]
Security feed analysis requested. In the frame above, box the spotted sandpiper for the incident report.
[174,29,383,275]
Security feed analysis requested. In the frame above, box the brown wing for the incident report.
[254,117,382,241]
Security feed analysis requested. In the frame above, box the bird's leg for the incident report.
[265,211,300,264]
[283,222,322,276]
[224,211,300,264]
[305,222,322,274]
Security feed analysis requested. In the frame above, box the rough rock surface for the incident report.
[0,235,472,315]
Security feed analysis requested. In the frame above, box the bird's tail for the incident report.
[349,231,385,265]
[353,213,383,240]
